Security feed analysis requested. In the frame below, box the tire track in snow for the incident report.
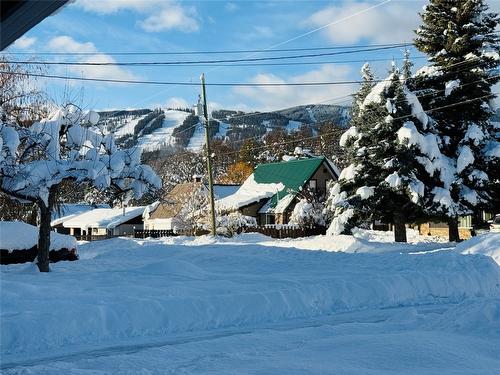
[0,304,450,370]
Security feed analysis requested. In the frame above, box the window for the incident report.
[458,216,472,228]
[309,179,317,190]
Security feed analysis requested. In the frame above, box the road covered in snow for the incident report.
[1,231,499,374]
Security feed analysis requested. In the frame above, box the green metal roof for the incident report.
[253,157,325,209]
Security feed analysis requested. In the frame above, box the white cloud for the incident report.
[47,36,138,82]
[12,36,37,49]
[225,2,238,12]
[234,65,355,111]
[306,1,425,44]
[75,0,199,33]
[238,25,275,41]
[253,26,275,39]
[74,0,161,14]
[139,3,199,33]
[166,97,190,109]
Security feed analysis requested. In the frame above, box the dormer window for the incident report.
[309,179,317,190]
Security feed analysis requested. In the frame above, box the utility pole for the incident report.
[201,73,216,236]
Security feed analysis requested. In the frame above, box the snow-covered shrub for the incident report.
[289,198,325,229]
[177,185,210,234]
[216,212,257,237]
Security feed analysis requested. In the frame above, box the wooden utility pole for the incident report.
[201,73,216,236]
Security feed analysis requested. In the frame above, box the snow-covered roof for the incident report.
[216,174,284,211]
[0,221,76,251]
[258,193,295,214]
[62,206,146,230]
[274,193,296,214]
[217,156,337,212]
[51,203,110,227]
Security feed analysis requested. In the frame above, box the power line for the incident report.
[2,48,490,88]
[1,42,412,56]
[267,0,394,51]
[1,45,410,66]
[0,71,396,86]
[1,55,429,68]
[141,56,428,67]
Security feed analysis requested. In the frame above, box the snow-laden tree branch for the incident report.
[0,105,161,271]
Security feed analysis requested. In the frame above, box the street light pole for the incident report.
[201,73,216,236]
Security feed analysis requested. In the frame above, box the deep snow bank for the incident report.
[148,229,451,254]
[1,237,499,361]
[0,221,76,251]
[238,229,454,254]
[454,232,500,265]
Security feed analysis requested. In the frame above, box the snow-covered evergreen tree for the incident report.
[0,105,161,271]
[327,66,444,242]
[349,63,376,135]
[414,0,500,240]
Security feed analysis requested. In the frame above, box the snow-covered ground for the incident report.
[455,232,500,265]
[215,120,231,138]
[186,121,206,151]
[112,114,149,137]
[286,120,301,133]
[137,110,190,152]
[1,231,499,374]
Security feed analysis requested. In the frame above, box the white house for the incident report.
[51,203,110,234]
[59,206,147,236]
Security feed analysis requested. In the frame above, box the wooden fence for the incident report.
[75,226,326,241]
[246,225,326,239]
[74,234,122,241]
[134,229,177,238]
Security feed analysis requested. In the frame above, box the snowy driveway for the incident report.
[1,234,499,374]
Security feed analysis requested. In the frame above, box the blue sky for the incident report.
[4,0,499,111]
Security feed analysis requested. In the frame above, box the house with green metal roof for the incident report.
[216,156,339,225]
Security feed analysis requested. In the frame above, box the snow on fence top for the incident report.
[0,221,76,251]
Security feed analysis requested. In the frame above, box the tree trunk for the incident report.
[37,188,57,272]
[448,217,460,242]
[37,201,51,272]
[393,212,407,243]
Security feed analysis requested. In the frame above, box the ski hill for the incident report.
[96,104,351,153]
[136,110,191,152]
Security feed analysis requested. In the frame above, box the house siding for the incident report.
[418,223,472,240]
[309,163,335,196]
